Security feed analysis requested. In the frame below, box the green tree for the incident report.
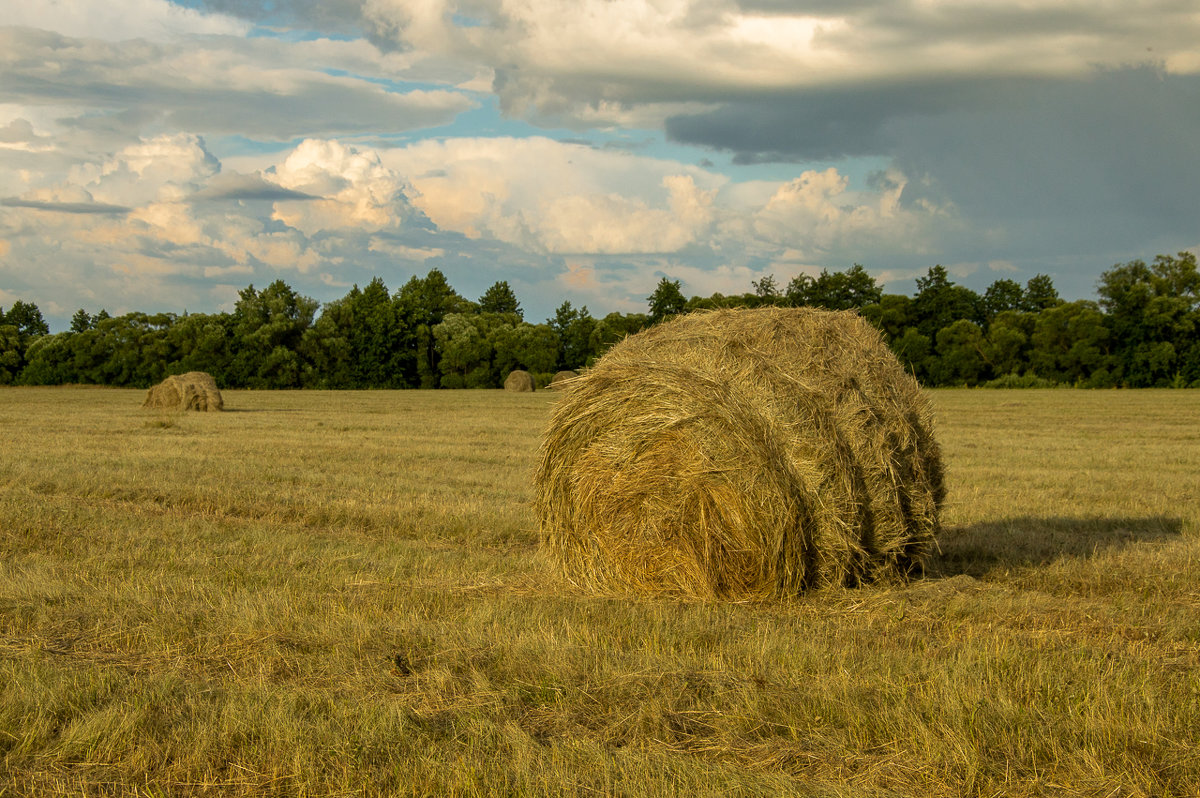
[168,313,234,384]
[912,265,984,339]
[494,321,558,378]
[1021,274,1061,312]
[932,319,988,385]
[0,323,22,384]
[16,332,74,385]
[4,300,49,337]
[229,281,318,388]
[301,294,355,388]
[1098,253,1199,386]
[589,312,648,361]
[983,279,1025,320]
[791,264,882,310]
[549,301,597,370]
[751,274,782,304]
[397,269,475,388]
[685,292,746,312]
[70,309,94,333]
[983,311,1035,377]
[433,312,495,388]
[348,278,408,388]
[1029,301,1112,386]
[647,278,686,324]
[891,327,933,380]
[860,294,915,343]
[479,281,523,318]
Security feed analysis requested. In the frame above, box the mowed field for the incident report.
[1,386,1198,797]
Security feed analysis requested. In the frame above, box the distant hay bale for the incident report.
[549,370,579,390]
[143,371,224,412]
[504,369,536,392]
[534,307,945,600]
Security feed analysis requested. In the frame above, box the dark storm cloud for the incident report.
[667,67,1200,237]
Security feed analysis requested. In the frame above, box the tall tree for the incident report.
[912,265,985,339]
[4,300,49,337]
[647,277,686,324]
[1030,301,1112,386]
[792,264,882,310]
[983,279,1025,320]
[479,281,523,318]
[70,309,94,333]
[348,278,407,388]
[1,300,50,384]
[932,320,988,386]
[229,280,318,388]
[549,301,596,370]
[1022,274,1061,312]
[751,274,782,304]
[1097,253,1199,386]
[396,269,474,388]
[983,310,1035,377]
[589,312,648,358]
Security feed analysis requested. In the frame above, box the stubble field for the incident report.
[1,386,1198,796]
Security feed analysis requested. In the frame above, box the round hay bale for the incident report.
[143,371,224,412]
[534,307,945,600]
[549,370,579,390]
[504,369,536,392]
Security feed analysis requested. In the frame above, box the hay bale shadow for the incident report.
[929,516,1184,578]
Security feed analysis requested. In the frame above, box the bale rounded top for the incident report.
[143,371,224,412]
[549,370,579,390]
[534,307,944,600]
[504,369,536,392]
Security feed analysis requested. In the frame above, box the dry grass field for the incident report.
[1,386,1198,796]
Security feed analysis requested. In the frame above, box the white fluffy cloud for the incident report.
[1,127,964,322]
[270,139,416,235]
[382,137,724,254]
[752,167,953,260]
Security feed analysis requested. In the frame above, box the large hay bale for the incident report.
[143,371,224,412]
[504,369,535,392]
[549,370,579,390]
[534,307,945,600]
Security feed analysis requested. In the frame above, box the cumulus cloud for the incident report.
[382,137,724,254]
[269,139,418,235]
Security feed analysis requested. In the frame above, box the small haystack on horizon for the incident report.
[534,307,945,600]
[549,370,579,390]
[504,369,535,392]
[143,371,224,412]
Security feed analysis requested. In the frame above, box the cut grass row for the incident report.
[1,387,1197,796]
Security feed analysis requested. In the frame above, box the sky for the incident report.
[2,0,1199,329]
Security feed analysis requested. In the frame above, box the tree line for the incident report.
[2,252,1198,389]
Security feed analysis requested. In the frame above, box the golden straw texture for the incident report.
[142,371,224,412]
[534,307,944,599]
